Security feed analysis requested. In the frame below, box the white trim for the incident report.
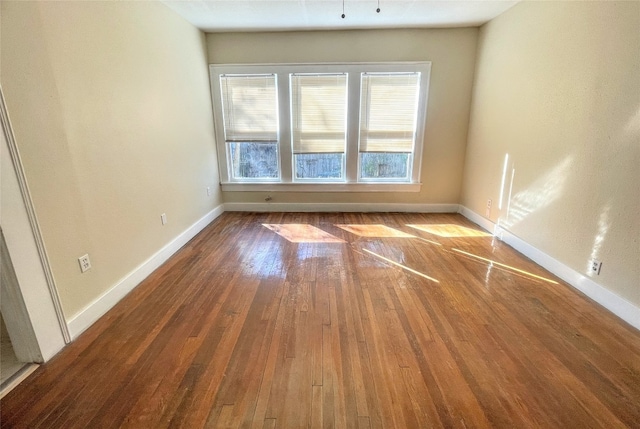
[457,205,495,233]
[1,88,70,344]
[67,205,225,339]
[224,202,459,213]
[1,229,42,362]
[459,206,640,331]
[1,86,68,360]
[221,182,422,193]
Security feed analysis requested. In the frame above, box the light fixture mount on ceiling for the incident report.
[341,0,381,19]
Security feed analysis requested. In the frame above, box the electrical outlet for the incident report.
[161,213,167,225]
[78,254,91,273]
[590,259,602,275]
[485,199,492,217]
[206,187,211,196]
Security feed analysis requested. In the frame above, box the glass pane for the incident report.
[360,152,410,180]
[294,153,343,180]
[229,142,279,179]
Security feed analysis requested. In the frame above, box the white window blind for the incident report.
[359,72,420,153]
[220,74,278,142]
[290,73,347,154]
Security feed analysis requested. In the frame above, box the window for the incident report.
[219,74,279,180]
[359,73,420,181]
[291,74,347,180]
[210,63,430,191]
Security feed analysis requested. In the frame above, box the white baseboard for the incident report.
[459,206,640,331]
[67,204,225,339]
[68,203,638,338]
[223,202,460,213]
[458,205,495,233]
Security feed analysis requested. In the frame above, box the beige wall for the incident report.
[1,1,222,318]
[206,29,478,205]
[462,2,640,306]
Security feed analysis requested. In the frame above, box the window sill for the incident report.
[220,182,422,193]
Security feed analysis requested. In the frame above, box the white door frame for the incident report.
[1,228,41,362]
[1,85,68,361]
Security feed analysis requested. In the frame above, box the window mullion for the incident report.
[345,72,361,183]
[278,73,293,182]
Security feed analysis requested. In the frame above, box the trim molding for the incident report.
[221,182,422,193]
[0,86,71,344]
[67,205,225,339]
[457,205,495,234]
[459,206,640,331]
[223,202,459,213]
[66,203,639,339]
[1,230,42,362]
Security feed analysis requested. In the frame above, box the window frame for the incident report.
[209,62,431,192]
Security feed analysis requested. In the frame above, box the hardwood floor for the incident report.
[1,212,639,428]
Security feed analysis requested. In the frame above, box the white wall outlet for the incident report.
[590,259,602,275]
[161,213,167,225]
[206,186,211,196]
[78,254,91,273]
[485,199,492,217]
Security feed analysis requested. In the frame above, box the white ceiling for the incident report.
[161,0,520,32]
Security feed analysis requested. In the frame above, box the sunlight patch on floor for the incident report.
[336,224,414,238]
[360,248,439,283]
[451,248,558,284]
[408,224,491,238]
[262,224,345,243]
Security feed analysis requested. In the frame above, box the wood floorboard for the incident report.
[1,212,639,428]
